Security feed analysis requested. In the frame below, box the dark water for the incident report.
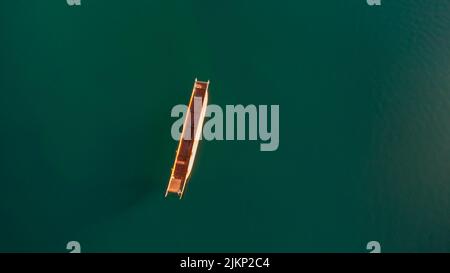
[0,0,449,252]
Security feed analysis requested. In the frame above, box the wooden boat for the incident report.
[165,79,209,198]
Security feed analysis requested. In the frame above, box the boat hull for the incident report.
[166,79,209,198]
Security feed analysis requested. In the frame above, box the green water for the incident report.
[0,0,449,252]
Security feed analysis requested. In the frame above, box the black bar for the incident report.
[0,253,447,272]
